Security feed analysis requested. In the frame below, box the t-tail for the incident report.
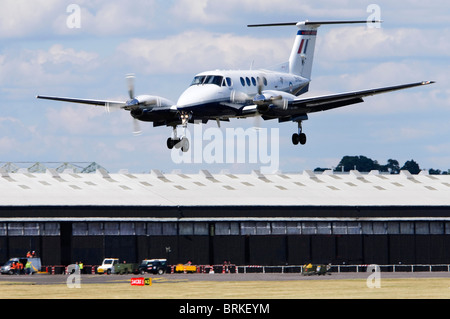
[249,20,381,81]
[288,22,318,79]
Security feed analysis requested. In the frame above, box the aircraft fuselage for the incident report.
[178,70,309,117]
[134,69,309,126]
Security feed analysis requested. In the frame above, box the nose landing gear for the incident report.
[167,112,191,152]
[167,135,189,152]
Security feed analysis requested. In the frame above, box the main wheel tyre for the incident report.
[292,133,299,145]
[174,138,182,149]
[167,138,174,149]
[299,133,307,145]
[181,137,189,152]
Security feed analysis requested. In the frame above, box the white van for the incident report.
[0,257,42,275]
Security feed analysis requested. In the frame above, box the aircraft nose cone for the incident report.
[177,87,202,107]
[177,85,223,107]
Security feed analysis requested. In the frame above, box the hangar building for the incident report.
[0,166,449,267]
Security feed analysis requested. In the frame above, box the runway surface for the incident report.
[0,271,448,285]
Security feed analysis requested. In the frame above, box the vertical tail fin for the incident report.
[249,20,380,80]
[288,24,318,79]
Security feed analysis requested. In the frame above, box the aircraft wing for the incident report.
[36,95,126,107]
[289,81,434,115]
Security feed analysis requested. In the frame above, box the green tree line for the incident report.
[314,155,449,175]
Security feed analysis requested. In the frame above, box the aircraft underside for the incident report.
[134,98,311,152]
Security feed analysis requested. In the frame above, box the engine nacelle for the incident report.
[254,90,294,113]
[126,95,175,112]
[134,95,174,107]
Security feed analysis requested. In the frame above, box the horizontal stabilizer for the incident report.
[248,20,381,28]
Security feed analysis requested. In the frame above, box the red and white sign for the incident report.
[130,278,145,286]
[130,277,151,286]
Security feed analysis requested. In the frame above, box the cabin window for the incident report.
[245,77,251,86]
[251,77,256,86]
[240,77,245,86]
[256,76,268,87]
[221,77,232,87]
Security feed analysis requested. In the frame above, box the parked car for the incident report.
[97,258,138,275]
[138,259,168,275]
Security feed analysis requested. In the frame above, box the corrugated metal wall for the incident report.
[1,233,450,266]
[1,204,450,266]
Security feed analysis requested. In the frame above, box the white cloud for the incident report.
[117,31,291,74]
[45,105,103,135]
[170,0,226,24]
[57,0,158,36]
[0,0,159,39]
[0,0,63,38]
[41,44,98,67]
[317,26,450,62]
[0,117,38,156]
[0,44,99,95]
[170,0,364,24]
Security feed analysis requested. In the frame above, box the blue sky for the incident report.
[0,0,449,174]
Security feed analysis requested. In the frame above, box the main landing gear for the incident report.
[167,112,190,152]
[292,121,307,145]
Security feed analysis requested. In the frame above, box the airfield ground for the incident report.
[0,272,448,299]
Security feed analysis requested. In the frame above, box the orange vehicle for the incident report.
[174,262,197,273]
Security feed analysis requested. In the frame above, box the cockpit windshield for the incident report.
[190,75,223,87]
[191,76,206,86]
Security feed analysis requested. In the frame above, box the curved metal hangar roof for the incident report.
[0,168,449,207]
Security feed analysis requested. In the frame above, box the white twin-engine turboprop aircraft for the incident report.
[37,20,434,152]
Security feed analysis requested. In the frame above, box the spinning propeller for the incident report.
[125,74,142,136]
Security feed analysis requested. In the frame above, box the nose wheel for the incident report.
[167,136,189,152]
[292,121,307,145]
[167,112,191,152]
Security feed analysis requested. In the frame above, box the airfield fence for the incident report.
[40,264,450,275]
[236,264,450,274]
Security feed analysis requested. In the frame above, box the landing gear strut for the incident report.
[292,121,307,146]
[167,112,191,152]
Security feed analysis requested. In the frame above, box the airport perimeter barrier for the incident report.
[40,264,450,275]
[194,265,237,274]
[42,265,97,275]
[236,264,450,274]
[329,264,450,273]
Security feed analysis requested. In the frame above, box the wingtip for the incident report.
[422,81,435,85]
